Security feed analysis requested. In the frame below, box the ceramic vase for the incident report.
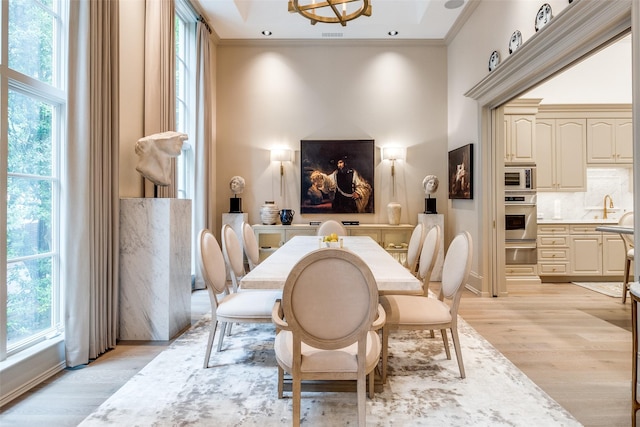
[279,209,295,225]
[260,201,279,225]
[387,202,401,225]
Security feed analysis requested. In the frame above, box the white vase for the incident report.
[387,202,401,225]
[260,201,280,225]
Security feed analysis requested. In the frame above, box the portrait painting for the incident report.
[448,143,473,199]
[300,139,375,214]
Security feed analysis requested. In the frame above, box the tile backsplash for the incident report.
[537,167,633,221]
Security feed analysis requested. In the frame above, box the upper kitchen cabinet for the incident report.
[536,111,587,192]
[503,99,541,164]
[586,105,633,165]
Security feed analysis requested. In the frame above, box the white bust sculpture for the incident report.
[229,176,245,195]
[422,175,439,196]
[135,131,188,186]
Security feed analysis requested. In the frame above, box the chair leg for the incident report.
[429,330,435,338]
[440,329,451,360]
[357,372,366,427]
[368,371,374,398]
[381,326,389,384]
[450,327,466,379]
[217,322,228,352]
[203,320,218,368]
[293,377,301,427]
[623,257,631,304]
[277,366,284,399]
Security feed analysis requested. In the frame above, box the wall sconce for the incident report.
[271,148,292,196]
[382,146,406,196]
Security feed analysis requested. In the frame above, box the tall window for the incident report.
[2,0,66,359]
[175,1,196,201]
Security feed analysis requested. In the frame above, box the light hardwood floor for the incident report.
[0,282,633,426]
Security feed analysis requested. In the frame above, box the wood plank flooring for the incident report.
[0,282,633,426]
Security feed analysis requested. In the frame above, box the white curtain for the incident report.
[192,20,214,288]
[144,0,176,198]
[65,0,120,367]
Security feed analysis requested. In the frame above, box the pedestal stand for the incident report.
[119,198,192,340]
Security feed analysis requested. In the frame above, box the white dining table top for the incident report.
[240,235,423,293]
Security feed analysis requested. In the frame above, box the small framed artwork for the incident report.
[448,143,473,199]
[300,139,375,214]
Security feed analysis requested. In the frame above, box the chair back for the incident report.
[221,223,245,291]
[440,231,473,303]
[241,221,260,270]
[197,229,228,298]
[417,225,441,295]
[317,220,347,237]
[406,223,426,274]
[282,248,378,350]
[619,211,634,251]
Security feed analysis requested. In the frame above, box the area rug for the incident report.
[572,281,624,298]
[79,314,581,427]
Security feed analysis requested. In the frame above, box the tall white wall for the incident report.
[216,42,448,230]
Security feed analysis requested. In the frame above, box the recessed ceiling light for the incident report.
[262,30,272,36]
[388,30,398,36]
[444,0,464,9]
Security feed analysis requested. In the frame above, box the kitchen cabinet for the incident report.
[503,99,540,163]
[253,224,414,264]
[537,224,570,276]
[538,222,627,279]
[535,118,586,192]
[587,118,633,164]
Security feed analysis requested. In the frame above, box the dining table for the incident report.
[239,235,423,293]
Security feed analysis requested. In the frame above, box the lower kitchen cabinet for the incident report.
[538,222,626,279]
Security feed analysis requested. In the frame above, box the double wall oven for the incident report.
[505,164,537,265]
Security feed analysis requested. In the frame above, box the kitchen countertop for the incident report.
[538,218,620,224]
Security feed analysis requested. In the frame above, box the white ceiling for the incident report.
[194,0,469,40]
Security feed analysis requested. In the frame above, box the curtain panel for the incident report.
[192,21,214,288]
[65,0,120,367]
[144,0,176,198]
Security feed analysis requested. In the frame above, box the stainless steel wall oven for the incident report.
[505,164,537,265]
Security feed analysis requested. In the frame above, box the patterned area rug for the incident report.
[79,314,581,426]
[572,281,624,298]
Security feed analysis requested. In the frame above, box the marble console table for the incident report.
[418,213,444,281]
[119,198,192,340]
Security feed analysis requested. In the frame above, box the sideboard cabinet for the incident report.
[252,224,415,264]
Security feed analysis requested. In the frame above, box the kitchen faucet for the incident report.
[603,194,614,219]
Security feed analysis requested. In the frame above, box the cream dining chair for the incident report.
[316,219,347,236]
[197,229,280,366]
[272,248,385,427]
[241,221,261,271]
[379,230,472,380]
[619,212,634,303]
[405,223,426,276]
[221,223,247,292]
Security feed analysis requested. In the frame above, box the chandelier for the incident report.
[288,0,372,26]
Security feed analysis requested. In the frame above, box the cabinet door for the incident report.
[509,115,536,163]
[535,119,555,191]
[615,119,633,163]
[586,119,616,163]
[503,116,511,163]
[555,119,586,191]
[602,234,626,275]
[570,234,602,275]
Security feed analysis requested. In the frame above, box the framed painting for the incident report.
[448,143,473,199]
[300,139,375,214]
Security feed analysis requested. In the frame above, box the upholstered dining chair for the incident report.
[619,212,634,303]
[379,225,441,382]
[379,230,472,381]
[197,229,281,366]
[272,248,386,427]
[316,219,347,237]
[405,223,426,276]
[241,221,260,271]
[221,223,246,292]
